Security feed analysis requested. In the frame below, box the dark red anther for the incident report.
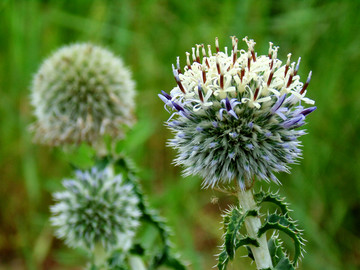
[215,37,219,53]
[270,59,274,70]
[196,55,200,63]
[268,52,272,59]
[284,65,289,77]
[247,56,251,71]
[237,71,242,82]
[267,70,274,87]
[198,83,204,102]
[233,50,237,65]
[254,86,260,100]
[176,80,186,94]
[286,72,294,88]
[300,71,312,94]
[239,68,245,82]
[220,73,224,89]
[216,58,221,74]
[251,50,256,62]
[205,58,210,68]
[173,65,186,94]
[202,68,206,83]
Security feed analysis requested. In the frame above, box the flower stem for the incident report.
[92,243,108,269]
[237,188,273,269]
[129,255,147,270]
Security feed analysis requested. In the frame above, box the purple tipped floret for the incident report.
[271,94,287,114]
[219,98,241,120]
[283,115,305,129]
[246,144,254,150]
[172,101,184,112]
[209,142,217,148]
[300,106,317,116]
[161,90,172,100]
[196,126,203,132]
[225,97,232,111]
[158,91,173,112]
[229,132,238,138]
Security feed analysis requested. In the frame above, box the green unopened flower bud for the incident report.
[50,167,141,252]
[31,43,135,146]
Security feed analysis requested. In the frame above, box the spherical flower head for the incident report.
[51,167,141,252]
[31,43,136,146]
[159,36,316,189]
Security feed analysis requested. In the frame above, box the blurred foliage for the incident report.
[0,0,359,269]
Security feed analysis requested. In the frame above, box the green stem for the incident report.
[92,243,108,269]
[129,255,147,270]
[237,189,273,269]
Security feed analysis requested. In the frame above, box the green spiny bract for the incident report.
[31,43,135,146]
[50,166,141,252]
[217,191,304,270]
[159,37,316,188]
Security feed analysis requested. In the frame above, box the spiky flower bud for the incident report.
[50,167,141,252]
[31,43,136,146]
[159,36,316,188]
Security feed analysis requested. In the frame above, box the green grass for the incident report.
[1,0,359,269]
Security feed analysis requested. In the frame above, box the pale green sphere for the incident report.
[31,43,136,146]
[51,167,141,252]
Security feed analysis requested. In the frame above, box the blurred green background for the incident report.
[1,0,359,269]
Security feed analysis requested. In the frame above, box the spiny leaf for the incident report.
[268,235,285,266]
[114,156,186,270]
[273,257,295,270]
[217,237,259,270]
[225,208,258,259]
[222,210,232,233]
[217,249,229,270]
[254,191,290,217]
[165,256,188,270]
[217,207,259,270]
[258,214,305,265]
[259,257,294,270]
[236,237,259,249]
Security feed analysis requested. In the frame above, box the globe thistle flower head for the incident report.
[160,36,316,189]
[51,167,141,252]
[31,43,136,146]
